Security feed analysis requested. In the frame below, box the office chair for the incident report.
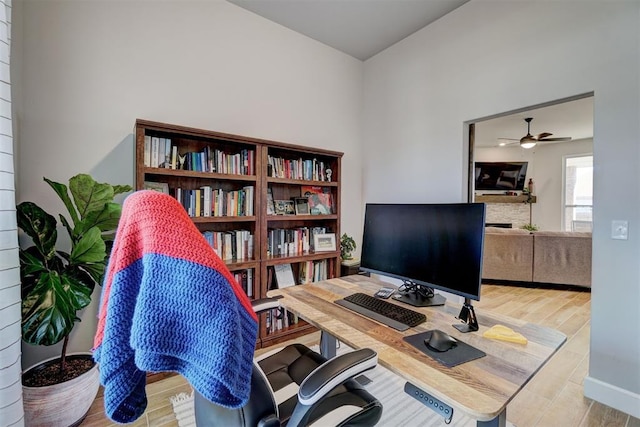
[195,296,383,426]
[95,189,382,426]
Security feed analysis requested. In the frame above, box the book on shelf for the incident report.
[274,263,296,289]
[233,268,253,297]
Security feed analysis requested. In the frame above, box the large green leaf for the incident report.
[19,247,49,281]
[69,174,114,220]
[16,202,57,259]
[76,202,123,234]
[44,177,79,227]
[21,271,92,346]
[70,227,106,264]
[113,184,133,196]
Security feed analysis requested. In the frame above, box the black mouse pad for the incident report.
[404,330,486,368]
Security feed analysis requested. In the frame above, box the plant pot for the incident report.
[22,352,100,427]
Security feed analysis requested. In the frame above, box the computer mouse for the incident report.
[425,330,458,352]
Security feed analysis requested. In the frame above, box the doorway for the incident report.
[467,93,594,232]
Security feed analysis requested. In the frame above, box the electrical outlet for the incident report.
[611,220,628,240]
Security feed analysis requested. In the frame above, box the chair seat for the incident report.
[257,344,382,426]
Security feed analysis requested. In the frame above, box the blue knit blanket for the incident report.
[93,190,258,423]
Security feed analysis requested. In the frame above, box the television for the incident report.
[360,203,486,332]
[474,161,528,191]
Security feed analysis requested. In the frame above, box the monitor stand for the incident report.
[392,281,446,307]
[453,298,479,333]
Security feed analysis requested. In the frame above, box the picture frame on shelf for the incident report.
[294,197,310,215]
[266,187,276,215]
[275,200,295,215]
[302,186,333,215]
[144,181,169,194]
[314,233,337,252]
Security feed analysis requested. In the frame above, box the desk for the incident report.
[268,275,566,427]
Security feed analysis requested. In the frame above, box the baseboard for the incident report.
[584,376,640,418]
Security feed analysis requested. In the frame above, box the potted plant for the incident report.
[340,233,356,261]
[18,174,132,426]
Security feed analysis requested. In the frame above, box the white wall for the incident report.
[363,0,639,418]
[476,139,594,231]
[14,0,363,368]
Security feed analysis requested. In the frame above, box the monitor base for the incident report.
[393,292,446,307]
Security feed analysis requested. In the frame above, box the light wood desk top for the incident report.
[268,275,566,423]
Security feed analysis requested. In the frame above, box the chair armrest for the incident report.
[251,298,282,314]
[297,348,378,405]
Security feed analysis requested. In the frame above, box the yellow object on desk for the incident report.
[483,324,528,345]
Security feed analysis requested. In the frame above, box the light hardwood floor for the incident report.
[81,283,639,427]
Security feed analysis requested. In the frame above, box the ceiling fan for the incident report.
[499,117,572,149]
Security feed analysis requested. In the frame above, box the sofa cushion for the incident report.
[485,227,531,235]
[482,230,533,282]
[532,231,592,287]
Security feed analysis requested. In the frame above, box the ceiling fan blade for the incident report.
[539,137,572,142]
[497,138,519,146]
[536,132,554,139]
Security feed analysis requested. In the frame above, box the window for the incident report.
[563,155,593,231]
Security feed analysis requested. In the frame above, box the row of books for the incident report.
[265,307,299,334]
[144,135,255,175]
[174,185,254,218]
[298,259,330,284]
[266,226,328,257]
[264,259,334,334]
[232,268,254,298]
[202,229,254,262]
[267,155,331,181]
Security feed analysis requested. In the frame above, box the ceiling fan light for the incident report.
[520,134,537,149]
[520,140,536,149]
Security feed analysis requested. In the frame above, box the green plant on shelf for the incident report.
[521,223,539,232]
[340,233,356,260]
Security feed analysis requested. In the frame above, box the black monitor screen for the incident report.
[360,203,486,301]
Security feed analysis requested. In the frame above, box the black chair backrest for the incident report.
[194,362,279,427]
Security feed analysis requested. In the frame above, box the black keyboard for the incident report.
[335,293,426,331]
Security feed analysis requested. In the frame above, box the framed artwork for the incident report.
[294,197,310,215]
[144,181,169,194]
[275,200,295,215]
[314,233,337,252]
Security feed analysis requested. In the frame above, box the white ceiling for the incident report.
[227,0,470,61]
[227,0,594,145]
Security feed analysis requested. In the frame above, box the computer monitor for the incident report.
[360,203,486,332]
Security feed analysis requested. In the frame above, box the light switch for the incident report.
[611,220,628,240]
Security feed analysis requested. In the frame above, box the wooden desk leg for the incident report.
[319,331,337,358]
[477,410,506,427]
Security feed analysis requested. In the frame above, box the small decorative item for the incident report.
[294,197,310,215]
[325,168,332,182]
[178,154,187,170]
[275,200,295,215]
[340,233,356,260]
[266,188,276,215]
[314,233,337,252]
[521,223,539,231]
[527,178,535,195]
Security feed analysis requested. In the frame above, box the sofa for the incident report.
[482,227,592,288]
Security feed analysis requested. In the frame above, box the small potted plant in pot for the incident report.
[340,233,356,261]
[18,174,131,427]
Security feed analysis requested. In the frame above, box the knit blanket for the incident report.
[93,190,258,424]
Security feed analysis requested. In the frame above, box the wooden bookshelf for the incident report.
[134,119,342,348]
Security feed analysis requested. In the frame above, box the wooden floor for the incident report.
[82,283,639,427]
